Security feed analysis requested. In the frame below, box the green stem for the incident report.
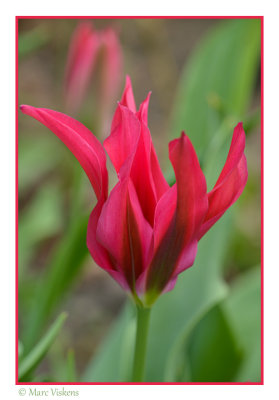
[132,306,151,382]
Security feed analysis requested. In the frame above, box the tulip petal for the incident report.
[120,75,137,113]
[105,98,169,225]
[96,179,152,291]
[20,105,108,200]
[87,201,130,291]
[136,92,170,200]
[146,133,208,296]
[198,123,248,239]
[136,91,151,125]
[104,104,141,175]
[64,23,100,113]
[99,28,123,108]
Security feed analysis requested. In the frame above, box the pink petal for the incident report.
[145,133,208,295]
[120,75,137,113]
[20,105,108,200]
[87,201,129,290]
[136,91,170,201]
[105,93,169,225]
[104,104,141,175]
[136,91,151,125]
[99,28,123,109]
[127,123,159,225]
[96,179,152,291]
[198,123,248,239]
[64,23,100,114]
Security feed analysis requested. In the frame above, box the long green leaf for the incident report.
[170,19,261,158]
[222,267,261,382]
[186,305,243,382]
[22,215,88,352]
[19,312,67,381]
[165,268,261,382]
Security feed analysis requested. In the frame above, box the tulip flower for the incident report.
[64,22,100,114]
[20,75,247,306]
[64,22,123,134]
[20,76,247,381]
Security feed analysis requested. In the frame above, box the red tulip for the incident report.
[20,76,248,306]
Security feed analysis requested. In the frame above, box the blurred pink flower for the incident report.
[20,76,248,306]
[64,22,123,130]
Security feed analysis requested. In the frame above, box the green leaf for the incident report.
[22,215,89,352]
[222,267,261,382]
[83,303,137,382]
[186,305,243,382]
[66,349,77,382]
[18,312,67,381]
[18,182,63,278]
[18,26,49,59]
[18,135,62,193]
[170,19,261,158]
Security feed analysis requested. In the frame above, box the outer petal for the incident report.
[20,105,108,200]
[145,133,208,297]
[96,179,152,291]
[64,23,100,114]
[87,201,129,291]
[20,105,127,289]
[198,123,248,239]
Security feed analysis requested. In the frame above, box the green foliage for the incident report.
[66,349,77,382]
[186,305,243,382]
[19,313,67,381]
[170,19,261,158]
[18,182,63,277]
[18,136,61,193]
[18,26,49,59]
[223,267,261,382]
[22,215,89,353]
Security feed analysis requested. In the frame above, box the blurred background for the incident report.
[18,18,261,383]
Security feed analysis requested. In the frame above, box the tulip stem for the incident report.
[132,306,151,382]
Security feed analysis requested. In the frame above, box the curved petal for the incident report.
[64,23,100,114]
[20,105,108,200]
[198,123,248,239]
[96,179,152,291]
[145,133,208,296]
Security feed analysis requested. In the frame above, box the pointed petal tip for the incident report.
[125,75,132,85]
[19,104,28,112]
[234,121,245,138]
[180,131,186,139]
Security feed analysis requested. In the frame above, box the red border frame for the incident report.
[15,15,264,386]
